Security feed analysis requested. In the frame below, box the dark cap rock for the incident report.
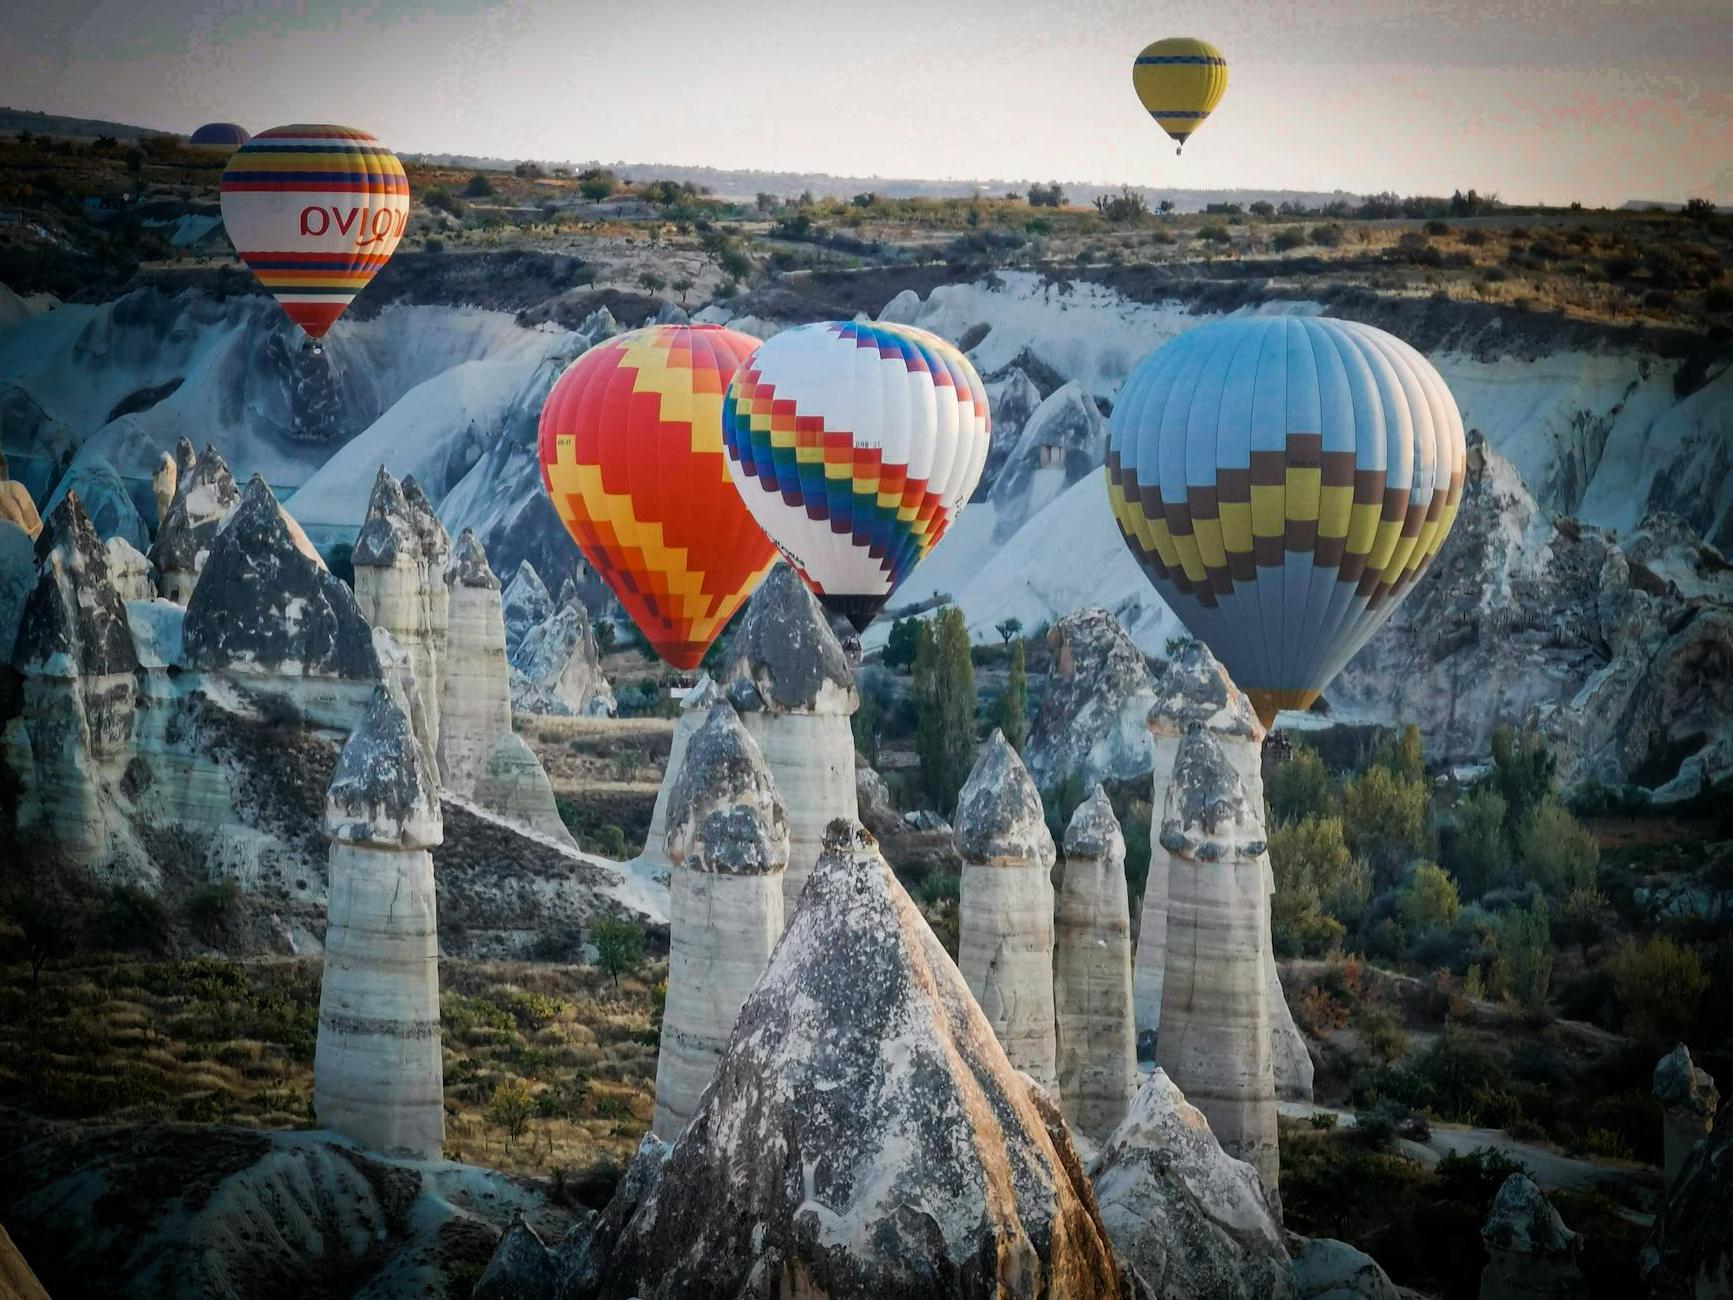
[445,528,499,590]
[665,702,787,869]
[725,565,856,714]
[1148,639,1262,741]
[325,683,442,849]
[1159,726,1264,862]
[13,491,139,678]
[352,466,418,567]
[954,729,1056,868]
[1063,784,1123,861]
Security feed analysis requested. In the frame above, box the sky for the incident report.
[5,0,1730,206]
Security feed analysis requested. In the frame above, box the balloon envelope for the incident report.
[538,324,777,670]
[1133,37,1228,152]
[721,320,991,631]
[1105,316,1466,723]
[220,124,408,339]
[189,122,250,148]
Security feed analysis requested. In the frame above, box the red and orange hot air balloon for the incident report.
[537,324,778,669]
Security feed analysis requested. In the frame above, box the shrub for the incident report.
[1425,219,1451,236]
[1270,814,1368,954]
[484,1078,536,1141]
[1309,223,1345,247]
[1706,285,1733,312]
[1341,765,1431,883]
[188,879,241,937]
[1610,934,1707,1052]
[99,885,168,951]
[1400,863,1462,932]
[1026,181,1066,208]
[1197,223,1232,245]
[1354,1003,1408,1065]
[1273,226,1307,251]
[463,173,495,198]
[1490,727,1556,827]
[590,915,645,988]
[1434,1147,1531,1204]
[1516,799,1598,896]
[1447,787,1509,898]
[1492,894,1553,1017]
[1266,745,1336,824]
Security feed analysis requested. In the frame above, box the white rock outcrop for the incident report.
[509,594,615,718]
[149,442,238,603]
[471,732,578,849]
[1155,724,1281,1200]
[636,673,723,873]
[1091,1067,1289,1300]
[1479,1174,1585,1300]
[352,467,448,779]
[3,493,139,863]
[1055,785,1136,1143]
[652,702,788,1140]
[954,729,1058,1089]
[500,559,553,654]
[0,446,42,541]
[151,449,176,528]
[1025,607,1158,789]
[590,819,1129,1298]
[723,564,859,917]
[104,536,152,601]
[437,528,512,798]
[1654,1043,1719,1188]
[313,684,445,1160]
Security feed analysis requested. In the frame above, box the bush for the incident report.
[1027,181,1066,208]
[188,879,241,938]
[98,885,168,951]
[1447,787,1509,898]
[1400,863,1461,932]
[463,173,495,198]
[1270,814,1368,954]
[1610,934,1707,1052]
[1309,223,1345,247]
[484,1078,536,1141]
[1266,745,1336,824]
[1197,223,1232,245]
[1516,799,1598,896]
[1273,226,1307,251]
[590,915,645,988]
[1434,1147,1531,1204]
[1490,726,1557,826]
[1492,895,1553,1017]
[1354,1003,1408,1065]
[1341,765,1431,883]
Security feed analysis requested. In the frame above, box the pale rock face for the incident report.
[654,703,789,1139]
[149,442,238,603]
[1641,1073,1733,1300]
[637,674,723,872]
[1091,1067,1288,1300]
[352,467,447,780]
[314,685,444,1159]
[0,520,32,662]
[1155,726,1281,1199]
[1654,1044,1719,1187]
[437,527,512,799]
[500,559,553,654]
[974,365,1043,498]
[1290,1238,1403,1300]
[1025,606,1159,789]
[151,450,176,529]
[989,380,1108,542]
[104,536,152,601]
[597,819,1128,1298]
[724,565,859,916]
[509,597,616,718]
[183,476,379,726]
[0,448,42,540]
[473,732,577,848]
[1055,786,1136,1142]
[42,456,149,552]
[7,493,139,862]
[955,729,1058,1089]
[1479,1174,1585,1300]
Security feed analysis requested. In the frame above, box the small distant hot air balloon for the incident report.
[1133,37,1229,155]
[1105,316,1467,725]
[219,124,409,345]
[538,324,778,670]
[188,122,250,149]
[721,321,992,633]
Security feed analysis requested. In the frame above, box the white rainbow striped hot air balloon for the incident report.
[220,124,409,344]
[1105,316,1466,725]
[721,321,992,632]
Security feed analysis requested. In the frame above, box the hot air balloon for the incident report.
[1105,316,1466,725]
[189,122,250,149]
[538,324,777,670]
[1133,37,1228,154]
[219,124,409,344]
[720,320,992,632]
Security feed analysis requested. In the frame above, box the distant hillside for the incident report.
[402,153,1363,213]
[0,106,163,141]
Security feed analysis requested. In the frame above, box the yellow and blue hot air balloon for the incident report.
[1105,317,1467,725]
[1133,37,1229,155]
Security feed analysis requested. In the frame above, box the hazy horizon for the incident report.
[5,0,1730,207]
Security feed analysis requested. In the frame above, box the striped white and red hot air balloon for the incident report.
[220,124,410,342]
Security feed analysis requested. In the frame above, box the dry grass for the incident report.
[0,954,665,1179]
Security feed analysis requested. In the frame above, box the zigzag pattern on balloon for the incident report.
[220,124,409,338]
[538,324,776,670]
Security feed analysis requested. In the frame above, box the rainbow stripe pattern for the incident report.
[721,320,991,630]
[220,124,409,339]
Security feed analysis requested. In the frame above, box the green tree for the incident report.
[994,639,1028,751]
[577,169,617,201]
[913,607,977,812]
[1400,862,1461,932]
[590,915,644,988]
[1516,799,1598,896]
[639,270,666,295]
[463,172,495,198]
[994,617,1023,644]
[1448,787,1509,898]
[1490,726,1556,827]
[1373,724,1425,782]
[484,1078,536,1145]
[1268,814,1369,954]
[1610,934,1708,1052]
[882,616,921,670]
[1265,745,1335,825]
[1492,894,1553,1018]
[1341,764,1431,883]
